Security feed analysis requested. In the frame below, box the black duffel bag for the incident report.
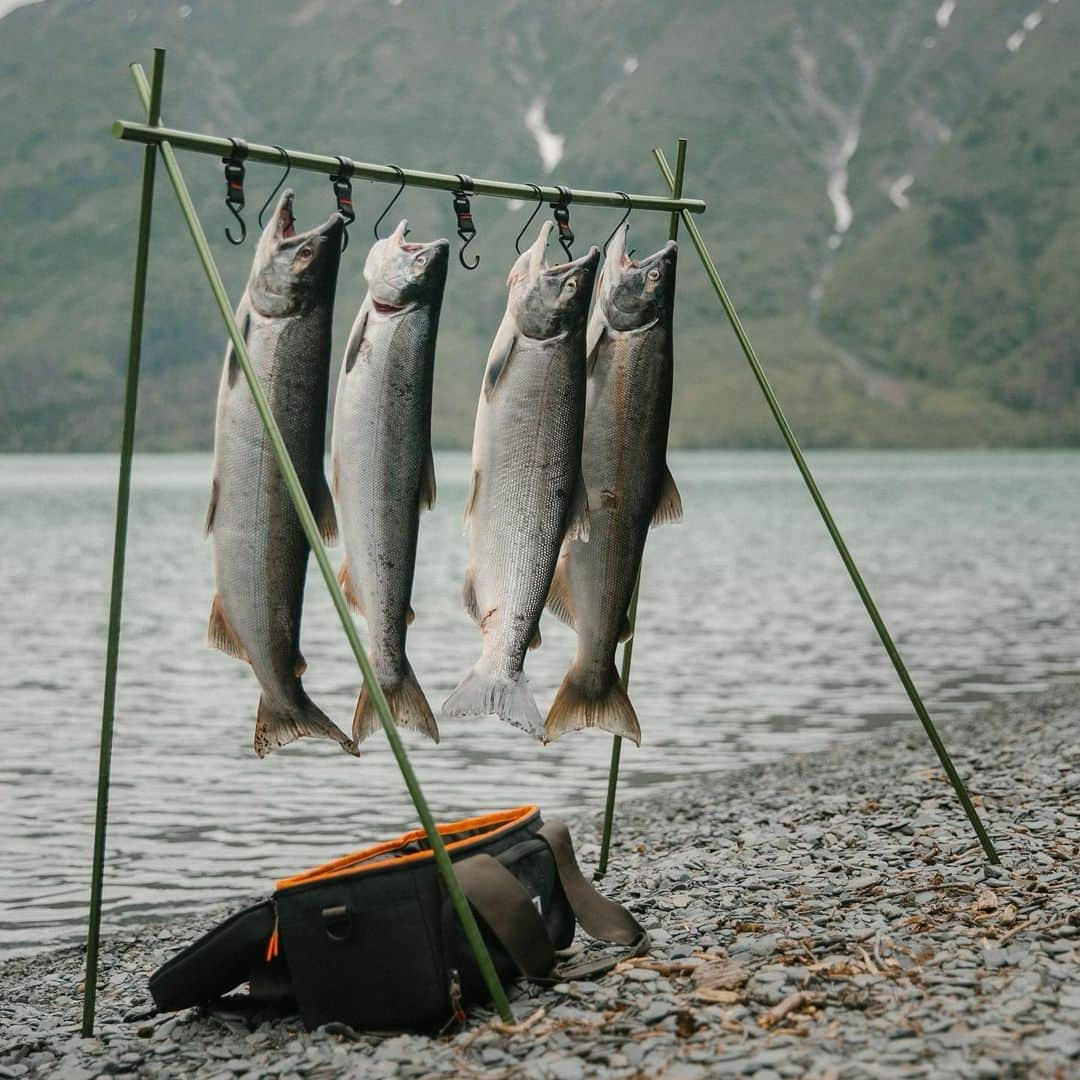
[149,806,647,1032]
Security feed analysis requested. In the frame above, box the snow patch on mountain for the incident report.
[524,98,565,173]
[0,0,43,20]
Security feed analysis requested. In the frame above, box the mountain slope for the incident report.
[0,0,1075,450]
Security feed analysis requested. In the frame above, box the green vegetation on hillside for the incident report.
[1,0,1076,451]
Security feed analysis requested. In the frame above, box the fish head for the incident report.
[362,219,450,314]
[507,221,601,339]
[597,226,677,331]
[248,190,345,317]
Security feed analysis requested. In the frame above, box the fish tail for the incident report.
[253,693,359,758]
[353,661,440,745]
[441,659,544,741]
[545,663,641,746]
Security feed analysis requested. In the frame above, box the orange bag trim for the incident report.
[273,805,539,892]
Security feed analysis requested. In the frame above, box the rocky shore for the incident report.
[2,685,1078,1078]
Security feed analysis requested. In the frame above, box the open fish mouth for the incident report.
[371,299,405,315]
[269,190,344,244]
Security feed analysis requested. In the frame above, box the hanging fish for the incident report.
[545,225,681,745]
[443,221,600,739]
[206,190,356,758]
[331,219,449,745]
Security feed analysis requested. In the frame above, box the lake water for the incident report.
[1,450,1077,957]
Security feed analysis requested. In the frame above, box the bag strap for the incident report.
[453,820,649,985]
[538,820,649,976]
[452,853,555,979]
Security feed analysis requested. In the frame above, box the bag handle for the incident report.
[453,820,649,984]
[452,853,556,980]
[538,820,649,978]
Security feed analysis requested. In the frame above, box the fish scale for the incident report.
[545,226,681,745]
[443,222,600,740]
[332,220,448,745]
[207,191,354,758]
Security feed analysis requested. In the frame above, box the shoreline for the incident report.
[2,683,1077,1077]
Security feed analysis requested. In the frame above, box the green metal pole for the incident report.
[111,119,706,217]
[654,148,1000,865]
[595,139,688,882]
[82,48,165,1039]
[128,58,514,1021]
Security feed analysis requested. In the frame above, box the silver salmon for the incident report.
[206,190,356,758]
[443,222,600,739]
[331,219,448,745]
[545,225,681,745]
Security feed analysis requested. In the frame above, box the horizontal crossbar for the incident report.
[111,120,706,216]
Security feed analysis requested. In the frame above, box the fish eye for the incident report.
[647,268,661,281]
[415,254,427,266]
[297,245,314,260]
[564,278,577,291]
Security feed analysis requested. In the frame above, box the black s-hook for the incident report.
[330,156,356,252]
[373,165,406,241]
[222,138,249,246]
[257,145,292,230]
[515,184,545,255]
[549,186,574,260]
[452,174,480,270]
[603,191,633,256]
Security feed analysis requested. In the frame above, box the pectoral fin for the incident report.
[463,469,480,529]
[418,447,436,512]
[225,311,251,389]
[483,317,517,397]
[651,466,683,527]
[205,477,219,536]
[585,313,608,376]
[564,475,590,544]
[344,306,369,374]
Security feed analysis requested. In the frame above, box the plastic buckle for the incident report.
[549,185,574,258]
[222,137,248,212]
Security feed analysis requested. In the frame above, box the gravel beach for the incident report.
[2,684,1078,1078]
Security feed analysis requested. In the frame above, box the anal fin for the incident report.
[546,555,575,629]
[564,474,590,543]
[651,465,683,527]
[338,562,364,615]
[208,593,249,663]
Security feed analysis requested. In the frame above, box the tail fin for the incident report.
[545,663,641,746]
[253,694,358,758]
[353,661,440,745]
[441,659,544,741]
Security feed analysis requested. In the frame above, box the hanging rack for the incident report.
[87,46,1001,1041]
